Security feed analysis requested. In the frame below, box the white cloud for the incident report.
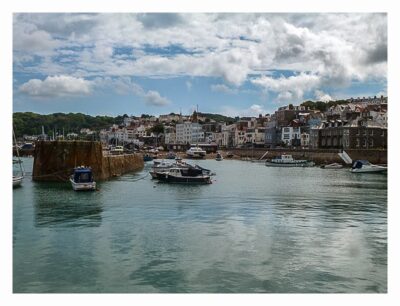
[19,75,92,97]
[252,72,321,102]
[210,84,237,94]
[314,90,333,102]
[221,104,268,117]
[143,90,170,106]
[13,13,387,92]
[93,77,169,106]
[185,80,192,91]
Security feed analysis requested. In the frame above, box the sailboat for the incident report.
[13,129,24,188]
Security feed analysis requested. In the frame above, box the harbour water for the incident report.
[13,157,387,293]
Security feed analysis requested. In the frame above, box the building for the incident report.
[175,122,204,144]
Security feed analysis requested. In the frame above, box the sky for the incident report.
[13,13,387,117]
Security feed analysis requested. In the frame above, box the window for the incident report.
[363,139,367,147]
[356,138,360,147]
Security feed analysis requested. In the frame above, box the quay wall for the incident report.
[32,141,144,181]
[226,148,387,164]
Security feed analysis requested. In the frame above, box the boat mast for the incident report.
[13,128,24,176]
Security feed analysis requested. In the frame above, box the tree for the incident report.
[151,124,165,135]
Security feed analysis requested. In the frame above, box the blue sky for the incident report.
[13,13,387,117]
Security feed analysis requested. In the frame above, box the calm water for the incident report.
[13,157,387,293]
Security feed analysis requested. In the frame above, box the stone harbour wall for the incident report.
[32,141,144,181]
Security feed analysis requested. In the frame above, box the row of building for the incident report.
[98,96,388,151]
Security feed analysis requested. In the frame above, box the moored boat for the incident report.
[155,167,212,184]
[143,154,154,162]
[320,163,343,169]
[165,151,176,159]
[215,152,223,161]
[13,176,23,188]
[350,160,387,173]
[70,166,96,191]
[265,154,315,167]
[186,146,206,159]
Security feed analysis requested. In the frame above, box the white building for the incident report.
[164,126,176,144]
[281,126,301,145]
[176,122,204,144]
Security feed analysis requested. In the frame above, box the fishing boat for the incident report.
[155,167,212,184]
[215,152,223,161]
[150,160,215,179]
[350,160,387,173]
[265,154,315,167]
[320,163,343,169]
[70,166,96,191]
[186,146,206,159]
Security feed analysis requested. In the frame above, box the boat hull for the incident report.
[154,172,211,184]
[265,161,315,167]
[13,176,23,188]
[70,178,96,191]
[350,167,387,173]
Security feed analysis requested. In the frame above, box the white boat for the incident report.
[70,166,96,191]
[350,160,387,173]
[186,146,206,159]
[13,176,23,188]
[215,152,223,161]
[265,154,315,167]
[320,163,343,169]
[13,129,24,188]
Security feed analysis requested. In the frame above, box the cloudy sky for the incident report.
[13,13,387,117]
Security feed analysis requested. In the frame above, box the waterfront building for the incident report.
[281,126,301,146]
[176,121,204,144]
[164,126,176,144]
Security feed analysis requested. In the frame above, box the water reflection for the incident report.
[32,181,103,227]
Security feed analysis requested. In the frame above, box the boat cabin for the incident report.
[73,167,94,183]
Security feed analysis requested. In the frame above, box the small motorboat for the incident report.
[155,167,212,184]
[350,160,387,173]
[320,163,343,169]
[265,154,315,167]
[143,154,154,162]
[70,166,96,191]
[186,146,206,159]
[215,152,223,161]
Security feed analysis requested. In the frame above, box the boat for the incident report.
[265,154,315,167]
[165,151,176,159]
[13,129,24,188]
[13,176,23,188]
[110,145,124,155]
[150,160,215,179]
[154,167,212,184]
[70,166,96,191]
[186,146,206,159]
[143,154,154,162]
[320,163,343,169]
[350,160,387,173]
[215,152,223,161]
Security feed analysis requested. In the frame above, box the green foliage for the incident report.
[300,99,349,113]
[151,123,165,134]
[197,112,235,124]
[13,112,122,137]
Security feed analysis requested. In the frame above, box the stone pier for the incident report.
[32,141,144,181]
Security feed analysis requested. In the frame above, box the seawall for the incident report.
[32,141,144,181]
[226,148,387,164]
